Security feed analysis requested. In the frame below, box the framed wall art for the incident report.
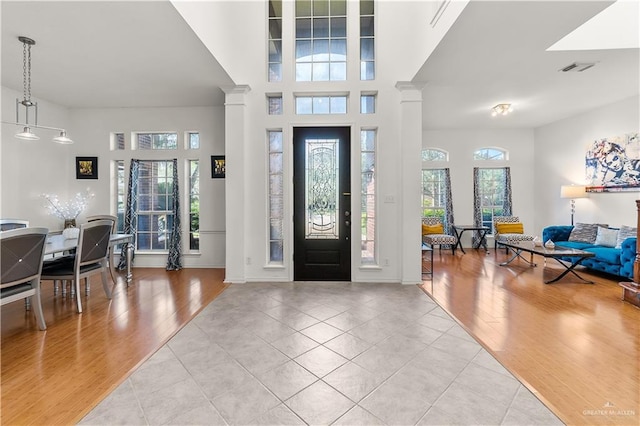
[76,157,98,180]
[586,132,640,192]
[211,155,226,179]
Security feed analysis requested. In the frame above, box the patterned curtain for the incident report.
[472,167,486,248]
[503,166,513,216]
[166,159,182,270]
[118,159,139,270]
[443,168,454,234]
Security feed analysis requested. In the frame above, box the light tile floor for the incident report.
[80,282,564,425]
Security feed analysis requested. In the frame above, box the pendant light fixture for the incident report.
[1,36,74,144]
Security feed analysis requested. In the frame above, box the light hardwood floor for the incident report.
[1,252,638,425]
[1,268,227,425]
[422,248,639,426]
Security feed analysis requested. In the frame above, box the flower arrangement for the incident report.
[42,190,94,223]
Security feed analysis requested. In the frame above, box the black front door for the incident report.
[293,127,351,281]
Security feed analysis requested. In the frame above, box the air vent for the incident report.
[560,62,596,72]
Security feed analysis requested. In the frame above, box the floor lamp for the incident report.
[560,185,587,225]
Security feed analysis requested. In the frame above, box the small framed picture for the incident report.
[211,155,226,179]
[76,157,98,179]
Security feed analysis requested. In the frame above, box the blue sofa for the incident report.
[542,226,636,279]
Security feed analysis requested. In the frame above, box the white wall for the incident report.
[2,85,227,268]
[175,0,442,283]
[1,86,73,232]
[423,128,536,247]
[68,106,226,268]
[533,95,640,234]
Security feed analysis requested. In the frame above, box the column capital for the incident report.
[222,85,251,106]
[395,82,425,102]
[395,81,425,91]
[221,84,251,95]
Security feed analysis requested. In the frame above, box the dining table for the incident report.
[45,233,135,285]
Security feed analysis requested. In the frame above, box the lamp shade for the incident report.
[52,131,73,144]
[15,127,40,140]
[560,185,587,199]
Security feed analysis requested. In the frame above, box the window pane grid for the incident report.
[422,148,448,161]
[474,148,506,160]
[136,160,174,251]
[189,160,200,251]
[295,0,347,81]
[478,168,507,233]
[360,0,375,80]
[114,133,125,150]
[116,161,125,233]
[360,94,375,113]
[269,1,283,81]
[296,95,347,114]
[268,94,283,114]
[422,169,446,218]
[189,132,200,149]
[361,129,376,264]
[268,131,284,263]
[137,133,177,150]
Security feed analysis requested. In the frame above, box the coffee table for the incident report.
[499,240,595,284]
[452,225,490,253]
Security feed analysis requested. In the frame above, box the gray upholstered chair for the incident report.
[86,215,118,284]
[41,219,113,313]
[86,215,117,232]
[493,216,535,250]
[1,227,49,330]
[0,219,29,232]
[422,217,457,254]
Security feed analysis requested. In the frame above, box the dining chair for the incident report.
[2,219,34,309]
[1,227,49,330]
[0,219,29,232]
[86,215,119,284]
[41,219,113,313]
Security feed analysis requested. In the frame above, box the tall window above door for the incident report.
[360,0,375,80]
[268,0,283,82]
[295,0,347,81]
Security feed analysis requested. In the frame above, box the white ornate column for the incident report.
[222,85,251,283]
[396,82,424,284]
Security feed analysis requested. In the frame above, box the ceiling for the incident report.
[1,1,233,108]
[416,0,640,129]
[1,1,638,130]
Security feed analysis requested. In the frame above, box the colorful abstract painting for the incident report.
[585,132,640,192]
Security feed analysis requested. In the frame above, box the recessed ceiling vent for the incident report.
[560,62,596,72]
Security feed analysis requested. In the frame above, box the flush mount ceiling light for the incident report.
[491,103,513,117]
[1,36,74,144]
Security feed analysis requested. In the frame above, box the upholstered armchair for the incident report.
[493,216,534,250]
[422,217,457,254]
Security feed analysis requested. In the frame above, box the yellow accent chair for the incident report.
[422,217,457,254]
[493,216,534,250]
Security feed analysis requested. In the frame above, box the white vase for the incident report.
[544,239,555,249]
[62,227,80,239]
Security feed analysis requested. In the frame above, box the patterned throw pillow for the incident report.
[615,225,637,249]
[422,223,444,235]
[495,222,524,234]
[594,226,618,248]
[568,223,601,244]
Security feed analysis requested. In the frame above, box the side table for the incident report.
[452,225,490,254]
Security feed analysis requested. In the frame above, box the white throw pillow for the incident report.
[594,226,618,248]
